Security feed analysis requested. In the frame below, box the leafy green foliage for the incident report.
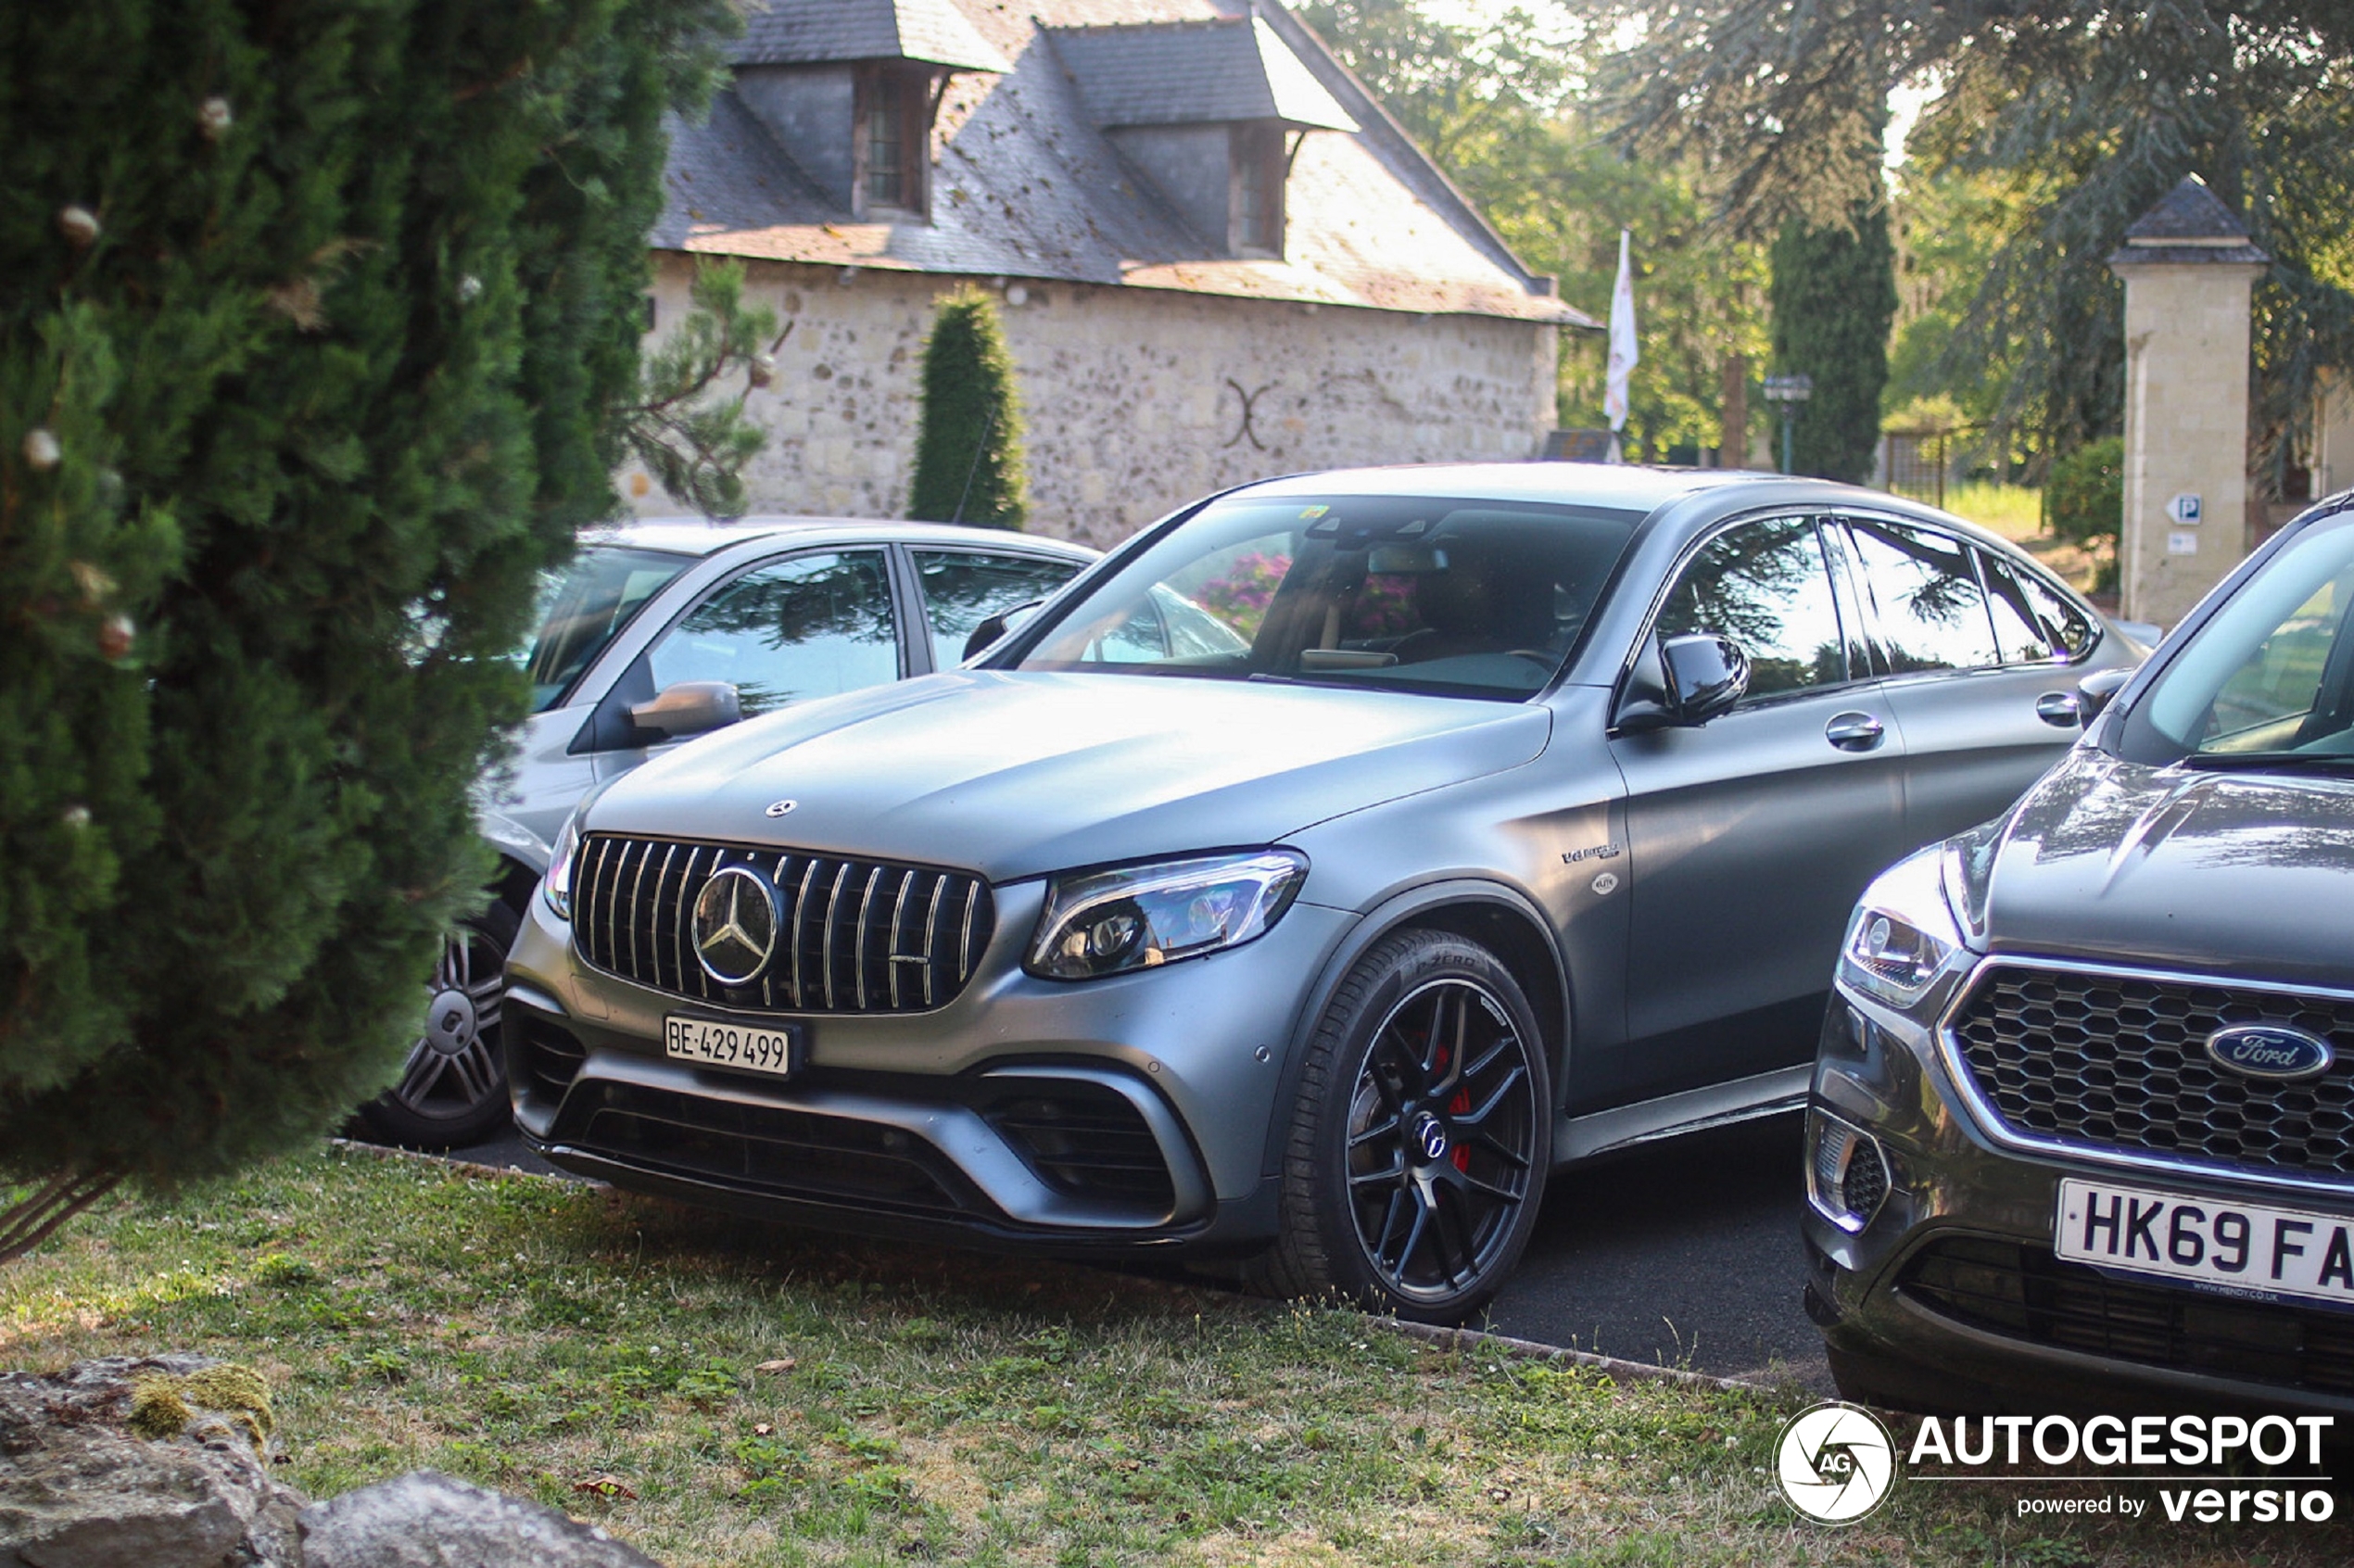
[1884,169,2037,474]
[0,0,728,1252]
[621,259,778,519]
[2044,436,2124,547]
[1601,1,2354,482]
[1770,206,1900,483]
[907,286,1028,529]
[1300,0,1770,460]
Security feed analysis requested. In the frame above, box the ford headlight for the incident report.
[1838,842,1970,1012]
[542,809,584,921]
[1028,850,1309,980]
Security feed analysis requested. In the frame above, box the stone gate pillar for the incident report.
[2107,175,2269,628]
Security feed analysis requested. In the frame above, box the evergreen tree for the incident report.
[0,0,731,1259]
[1601,0,2354,476]
[1768,205,1898,483]
[623,259,782,520]
[1300,1,1771,459]
[907,287,1028,530]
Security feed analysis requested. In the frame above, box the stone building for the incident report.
[631,0,1587,545]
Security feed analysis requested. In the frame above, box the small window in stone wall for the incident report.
[1231,124,1286,255]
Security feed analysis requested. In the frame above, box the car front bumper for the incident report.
[502,876,1356,1253]
[1804,978,2354,1420]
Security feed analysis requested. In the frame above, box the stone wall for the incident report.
[628,253,1561,549]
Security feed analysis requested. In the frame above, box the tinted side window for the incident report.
[2011,556,2097,661]
[1978,548,2058,664]
[647,550,898,717]
[1846,518,2000,673]
[1657,516,1849,699]
[911,550,1082,665]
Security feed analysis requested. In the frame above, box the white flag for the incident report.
[1604,228,1638,436]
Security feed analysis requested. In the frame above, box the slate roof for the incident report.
[1045,18,1358,131]
[2108,174,2270,268]
[733,0,1011,73]
[655,0,1584,325]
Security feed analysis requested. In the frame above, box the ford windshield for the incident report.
[2123,508,2354,768]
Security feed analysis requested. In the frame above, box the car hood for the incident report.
[1981,746,2354,986]
[590,670,1552,883]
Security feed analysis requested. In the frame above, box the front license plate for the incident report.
[664,1015,804,1079]
[2055,1177,2354,1310]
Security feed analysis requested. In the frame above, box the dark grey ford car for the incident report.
[1808,489,2354,1415]
[503,463,2131,1318]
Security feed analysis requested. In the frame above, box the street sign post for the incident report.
[1762,373,1814,475]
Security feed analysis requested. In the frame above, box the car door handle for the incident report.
[1825,712,1886,752]
[2035,690,2083,727]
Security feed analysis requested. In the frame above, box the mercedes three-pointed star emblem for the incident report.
[691,865,781,986]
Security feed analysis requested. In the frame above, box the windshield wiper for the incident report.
[2182,749,2354,771]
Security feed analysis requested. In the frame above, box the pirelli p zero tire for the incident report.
[1258,928,1553,1323]
[356,899,521,1150]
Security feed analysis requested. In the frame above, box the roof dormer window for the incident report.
[725,0,1009,224]
[857,65,933,215]
[1048,17,1356,259]
[1233,124,1285,255]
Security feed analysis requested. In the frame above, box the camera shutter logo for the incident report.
[692,865,781,986]
[1776,1401,1897,1524]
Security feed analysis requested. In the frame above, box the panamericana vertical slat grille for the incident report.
[1949,965,2354,1177]
[573,834,993,1015]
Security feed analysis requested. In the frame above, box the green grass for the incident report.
[1939,483,2045,542]
[3,1147,2345,1565]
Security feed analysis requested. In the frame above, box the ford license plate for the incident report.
[2055,1177,2354,1309]
[664,1015,804,1079]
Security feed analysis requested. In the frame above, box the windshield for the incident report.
[1009,494,1643,699]
[523,545,692,712]
[2120,510,2354,766]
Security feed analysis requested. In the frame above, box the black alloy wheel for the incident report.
[356,900,520,1149]
[1258,929,1552,1321]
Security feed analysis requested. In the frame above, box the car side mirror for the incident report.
[2076,664,2135,723]
[962,600,1044,663]
[628,680,741,739]
[1618,634,1750,733]
[1664,634,1749,725]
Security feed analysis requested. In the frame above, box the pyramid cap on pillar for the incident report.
[2108,175,2270,268]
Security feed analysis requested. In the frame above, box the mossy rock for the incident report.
[128,1362,273,1449]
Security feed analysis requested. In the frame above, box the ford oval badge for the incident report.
[2204,1023,2335,1082]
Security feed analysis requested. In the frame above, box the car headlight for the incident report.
[1838,841,1970,1011]
[1027,850,1309,980]
[542,809,584,922]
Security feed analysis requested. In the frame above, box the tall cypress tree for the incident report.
[1768,205,1899,484]
[0,0,730,1258]
[907,286,1029,530]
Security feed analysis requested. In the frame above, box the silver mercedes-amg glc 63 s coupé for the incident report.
[504,463,2133,1320]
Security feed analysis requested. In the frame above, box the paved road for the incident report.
[1487,1111,1832,1392]
[394,1108,1830,1393]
